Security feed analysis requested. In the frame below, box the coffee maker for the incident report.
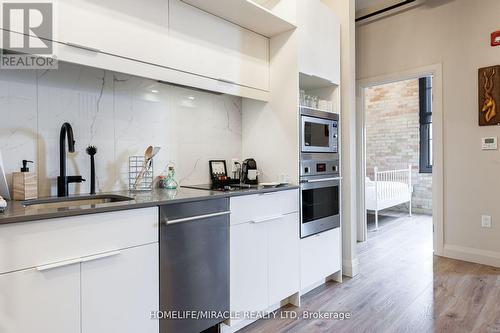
[241,159,258,185]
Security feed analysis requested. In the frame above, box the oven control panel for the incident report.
[301,160,339,177]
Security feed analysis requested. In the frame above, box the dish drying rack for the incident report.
[129,156,154,192]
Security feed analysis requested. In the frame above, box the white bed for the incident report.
[365,165,413,230]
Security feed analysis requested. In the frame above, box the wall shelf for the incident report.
[298,105,336,114]
[180,0,296,37]
[299,72,337,90]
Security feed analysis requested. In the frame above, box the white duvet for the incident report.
[365,179,410,210]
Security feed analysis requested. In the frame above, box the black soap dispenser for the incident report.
[21,159,32,172]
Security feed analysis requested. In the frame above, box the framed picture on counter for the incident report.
[209,160,227,179]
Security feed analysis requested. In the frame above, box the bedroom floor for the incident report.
[239,213,500,333]
[366,209,416,232]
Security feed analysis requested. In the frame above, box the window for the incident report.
[419,76,433,173]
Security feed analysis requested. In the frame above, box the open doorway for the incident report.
[360,76,433,240]
[356,64,443,256]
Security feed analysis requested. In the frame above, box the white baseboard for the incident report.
[342,258,359,277]
[443,244,500,268]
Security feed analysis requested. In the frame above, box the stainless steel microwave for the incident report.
[300,108,339,154]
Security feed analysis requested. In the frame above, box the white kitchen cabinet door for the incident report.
[230,222,268,320]
[169,0,269,91]
[300,228,341,290]
[230,190,299,226]
[298,0,340,84]
[81,244,159,333]
[56,0,170,68]
[0,264,80,333]
[267,213,300,305]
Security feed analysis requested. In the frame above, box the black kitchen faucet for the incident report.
[57,122,85,197]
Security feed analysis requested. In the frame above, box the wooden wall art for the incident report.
[479,65,500,126]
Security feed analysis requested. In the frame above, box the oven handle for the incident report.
[301,177,342,183]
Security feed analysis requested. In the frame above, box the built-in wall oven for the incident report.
[300,164,341,238]
[300,107,341,238]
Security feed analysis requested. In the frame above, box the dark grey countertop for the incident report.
[0,185,299,225]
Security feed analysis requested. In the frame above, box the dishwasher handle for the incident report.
[164,211,230,225]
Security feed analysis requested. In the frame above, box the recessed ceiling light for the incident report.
[188,96,195,100]
[151,89,159,93]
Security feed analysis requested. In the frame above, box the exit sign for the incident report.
[492,31,500,47]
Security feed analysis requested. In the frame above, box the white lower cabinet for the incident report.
[81,243,159,333]
[230,221,269,315]
[268,213,300,303]
[0,263,81,333]
[300,227,341,291]
[0,208,159,333]
[229,190,299,329]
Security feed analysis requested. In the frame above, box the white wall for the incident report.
[0,62,242,197]
[357,0,500,265]
[324,0,359,277]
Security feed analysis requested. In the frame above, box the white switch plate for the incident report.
[482,215,492,228]
[231,158,240,173]
[482,137,497,150]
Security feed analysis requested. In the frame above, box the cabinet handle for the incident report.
[36,251,121,272]
[165,211,231,225]
[66,42,101,53]
[217,78,236,85]
[304,177,342,183]
[251,215,284,224]
[36,257,83,272]
[81,250,121,263]
[259,192,278,196]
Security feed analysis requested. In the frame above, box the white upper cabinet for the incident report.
[298,0,340,85]
[0,0,271,99]
[168,0,270,91]
[179,0,296,37]
[55,0,170,68]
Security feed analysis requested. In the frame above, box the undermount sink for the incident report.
[22,195,134,209]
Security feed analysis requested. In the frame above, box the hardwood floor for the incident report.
[239,212,500,333]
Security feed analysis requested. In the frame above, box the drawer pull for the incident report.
[36,251,121,271]
[165,211,231,225]
[36,257,83,272]
[259,192,278,196]
[217,78,236,85]
[81,251,121,263]
[251,215,284,224]
[66,42,101,53]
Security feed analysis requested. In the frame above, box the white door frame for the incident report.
[355,63,444,256]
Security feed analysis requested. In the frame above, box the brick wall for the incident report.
[365,78,432,215]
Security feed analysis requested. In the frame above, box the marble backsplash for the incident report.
[0,62,242,197]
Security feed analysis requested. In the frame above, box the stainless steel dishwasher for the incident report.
[159,198,230,333]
